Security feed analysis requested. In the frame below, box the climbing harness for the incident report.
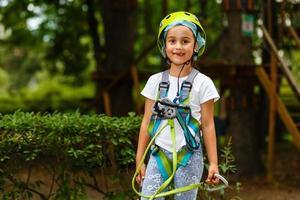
[132,68,228,199]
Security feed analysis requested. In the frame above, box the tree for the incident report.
[218,4,264,176]
[90,0,137,116]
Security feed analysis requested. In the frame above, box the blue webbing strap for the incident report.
[148,70,170,138]
[179,68,199,101]
[159,70,170,99]
[176,111,200,150]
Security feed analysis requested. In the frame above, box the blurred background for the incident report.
[0,0,300,199]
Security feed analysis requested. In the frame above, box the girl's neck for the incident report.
[169,63,193,77]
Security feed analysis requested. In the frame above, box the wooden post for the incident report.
[288,25,300,49]
[267,54,277,182]
[237,0,242,10]
[130,65,142,114]
[266,0,276,182]
[248,0,253,10]
[281,10,300,48]
[103,90,112,116]
[223,0,229,11]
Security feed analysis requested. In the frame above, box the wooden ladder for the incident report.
[255,67,300,149]
[257,23,300,181]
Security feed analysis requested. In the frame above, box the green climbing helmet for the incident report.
[157,11,206,59]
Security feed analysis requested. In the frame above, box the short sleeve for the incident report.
[199,77,220,104]
[141,73,161,100]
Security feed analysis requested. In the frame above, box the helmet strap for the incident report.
[193,51,198,61]
[192,32,199,61]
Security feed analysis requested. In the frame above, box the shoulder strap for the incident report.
[159,70,170,99]
[180,68,199,102]
[186,68,199,83]
[159,68,199,100]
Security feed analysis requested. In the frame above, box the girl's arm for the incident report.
[201,99,219,184]
[135,98,155,184]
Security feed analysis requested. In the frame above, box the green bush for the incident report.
[0,111,141,199]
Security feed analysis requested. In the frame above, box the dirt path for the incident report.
[232,177,300,200]
[226,143,300,200]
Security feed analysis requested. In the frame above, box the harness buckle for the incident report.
[181,81,192,91]
[153,98,177,119]
[151,145,159,155]
[159,81,169,89]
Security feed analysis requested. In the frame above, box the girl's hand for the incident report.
[206,163,219,184]
[136,164,146,185]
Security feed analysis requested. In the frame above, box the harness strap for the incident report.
[159,70,170,99]
[148,116,162,138]
[179,68,199,103]
[152,145,193,181]
[176,111,200,150]
[160,68,199,101]
[150,119,177,199]
[154,147,172,181]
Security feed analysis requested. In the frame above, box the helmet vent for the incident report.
[165,15,171,19]
[184,12,190,16]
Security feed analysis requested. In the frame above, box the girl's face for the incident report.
[165,25,196,66]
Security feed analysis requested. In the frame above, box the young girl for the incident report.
[135,11,220,199]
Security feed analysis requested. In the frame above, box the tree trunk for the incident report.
[85,0,104,113]
[199,0,207,20]
[101,0,137,116]
[227,89,264,176]
[219,11,264,176]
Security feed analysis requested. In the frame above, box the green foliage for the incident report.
[0,71,94,113]
[199,137,241,200]
[0,111,142,199]
[0,0,94,113]
[291,50,300,82]
[219,138,237,175]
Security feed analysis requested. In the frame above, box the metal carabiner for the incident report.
[206,174,229,192]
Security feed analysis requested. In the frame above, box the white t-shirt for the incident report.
[141,70,220,152]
